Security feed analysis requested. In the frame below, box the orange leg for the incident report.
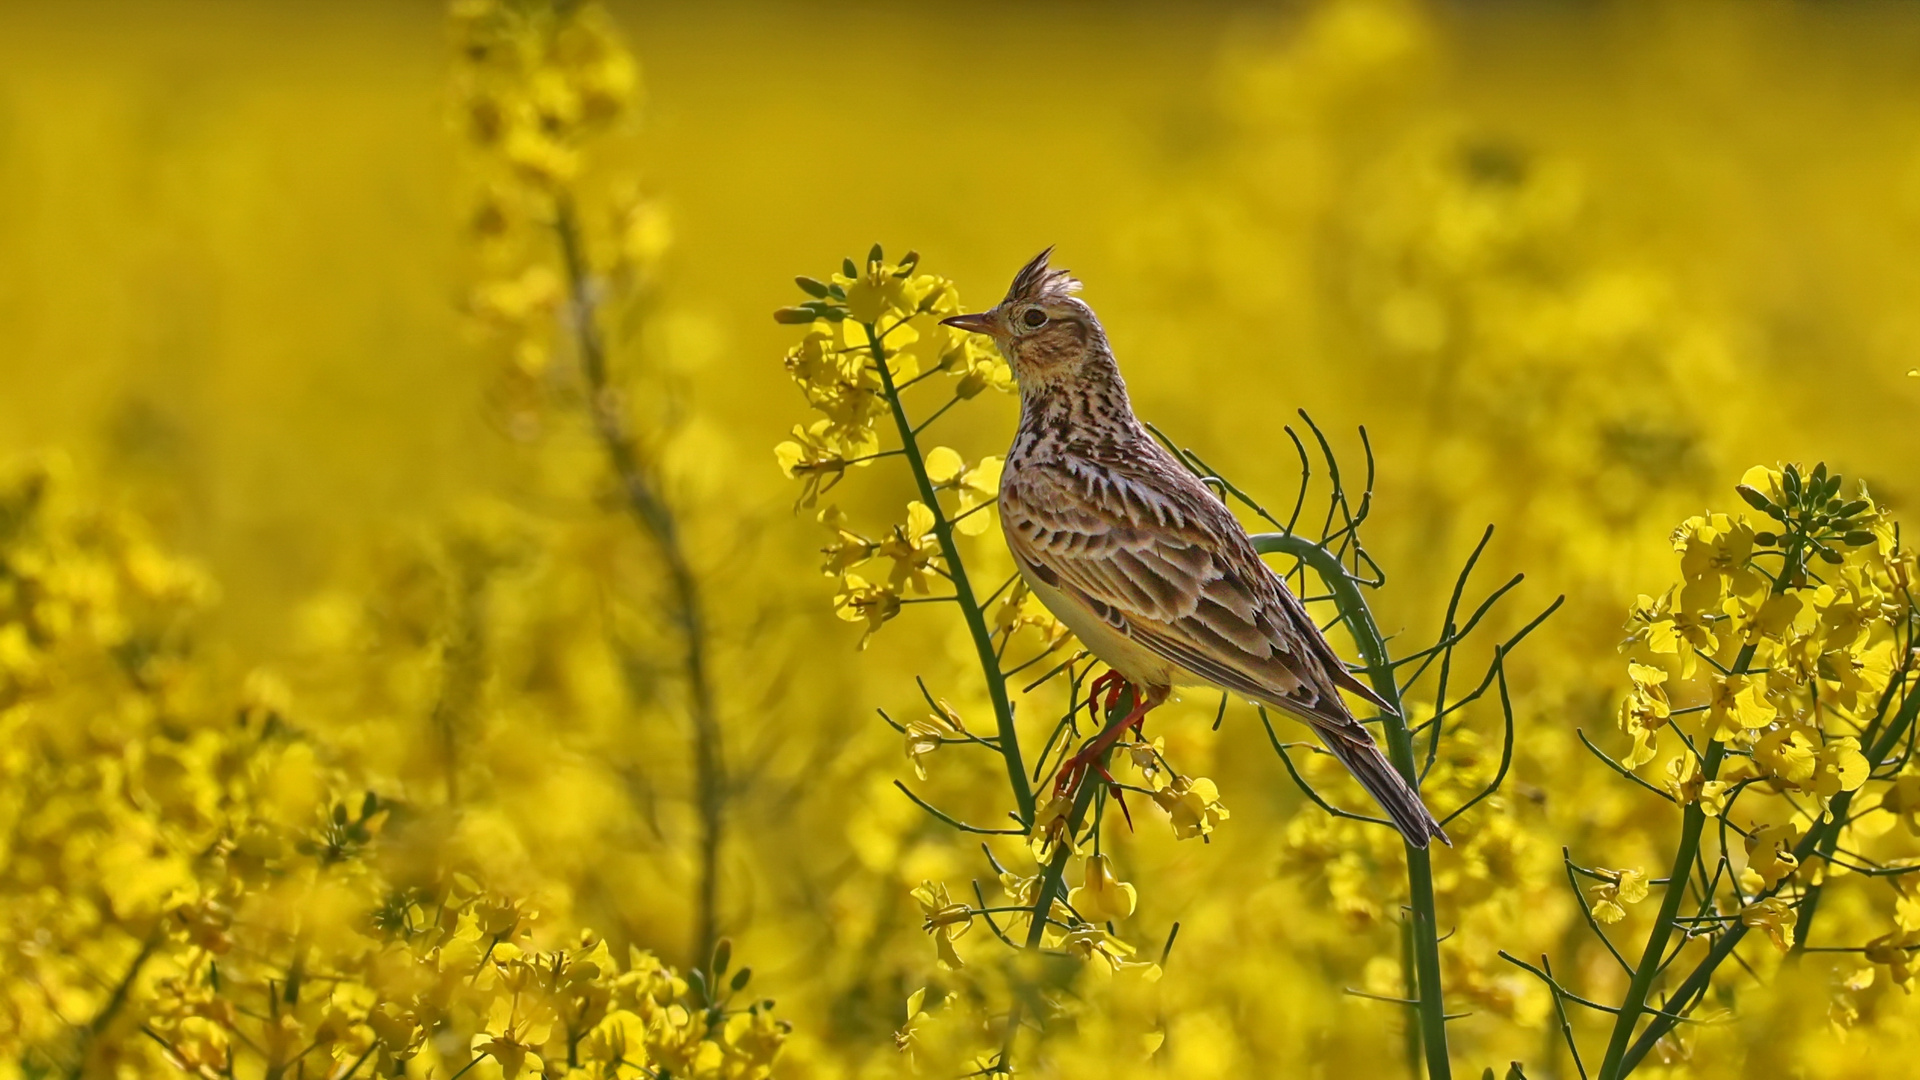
[1053,679,1166,800]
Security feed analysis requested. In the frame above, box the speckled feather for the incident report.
[966,248,1448,848]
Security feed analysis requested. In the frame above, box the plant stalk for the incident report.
[556,199,727,966]
[1599,544,1801,1078]
[868,321,1036,826]
[1253,532,1451,1080]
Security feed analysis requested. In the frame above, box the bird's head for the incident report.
[940,248,1106,389]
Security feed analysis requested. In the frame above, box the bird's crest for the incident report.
[1003,246,1082,306]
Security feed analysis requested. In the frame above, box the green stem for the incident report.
[1595,741,1723,1080]
[1617,675,1920,1073]
[557,200,726,965]
[1253,533,1450,1080]
[1401,915,1423,1080]
[1600,545,1802,1079]
[1022,689,1133,951]
[868,321,1035,826]
[998,689,1130,1071]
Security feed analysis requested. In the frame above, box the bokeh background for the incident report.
[7,1,1920,1076]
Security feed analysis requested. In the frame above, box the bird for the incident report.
[939,248,1448,849]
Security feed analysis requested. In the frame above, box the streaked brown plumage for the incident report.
[941,248,1448,849]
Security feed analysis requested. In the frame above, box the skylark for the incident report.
[941,249,1448,849]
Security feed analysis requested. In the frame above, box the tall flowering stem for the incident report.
[867,322,1035,825]
[1515,463,1920,1079]
[453,0,731,965]
[1255,531,1454,1080]
[554,199,727,965]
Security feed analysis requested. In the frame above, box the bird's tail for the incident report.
[1319,729,1450,849]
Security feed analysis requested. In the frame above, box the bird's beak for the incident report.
[939,311,998,336]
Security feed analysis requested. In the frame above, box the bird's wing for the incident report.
[1001,443,1389,738]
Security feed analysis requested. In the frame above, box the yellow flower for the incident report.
[1721,590,1803,647]
[1810,736,1871,809]
[1672,512,1763,615]
[904,699,967,780]
[1623,587,1717,678]
[1665,756,1731,816]
[1153,775,1230,839]
[832,572,900,648]
[1058,926,1161,978]
[815,504,875,576]
[1125,736,1170,791]
[1867,929,1920,990]
[894,988,929,1060]
[1740,897,1798,952]
[1741,823,1801,892]
[1069,854,1139,923]
[1587,867,1649,924]
[1618,661,1671,768]
[925,448,1004,536]
[839,258,926,324]
[1755,724,1819,787]
[1705,671,1775,740]
[874,501,944,595]
[911,881,973,970]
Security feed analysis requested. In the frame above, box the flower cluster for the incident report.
[0,460,788,1078]
[1618,464,1905,821]
[454,0,665,420]
[775,247,1017,649]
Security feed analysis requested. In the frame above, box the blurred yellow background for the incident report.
[7,1,1920,1077]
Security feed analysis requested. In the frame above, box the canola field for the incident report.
[4,2,1920,1078]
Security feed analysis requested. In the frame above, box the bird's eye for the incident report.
[1021,308,1048,329]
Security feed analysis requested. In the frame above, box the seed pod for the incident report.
[795,276,830,298]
